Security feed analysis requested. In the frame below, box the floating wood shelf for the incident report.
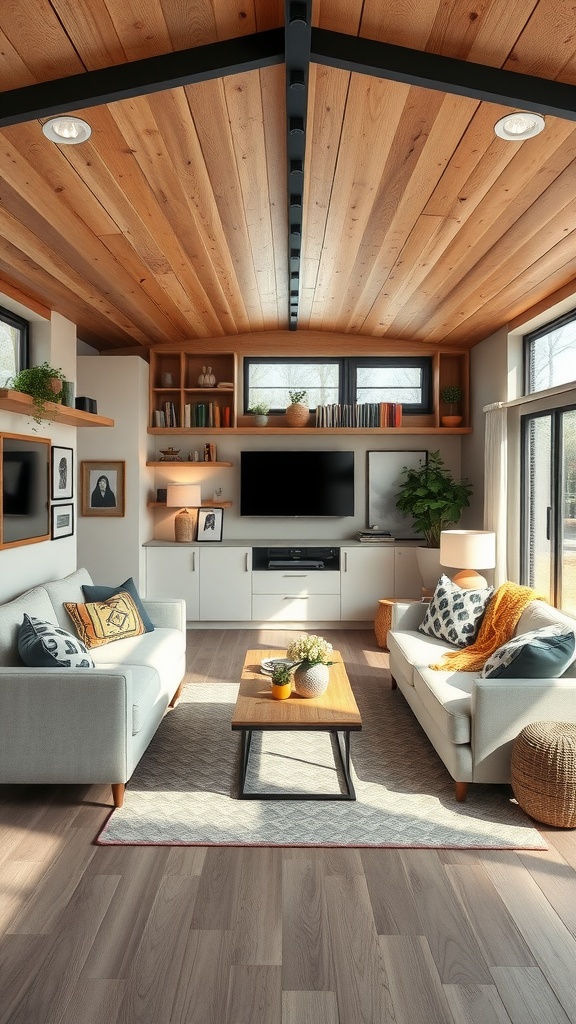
[148,426,471,435]
[0,389,114,427]
[146,460,233,467]
[147,501,232,508]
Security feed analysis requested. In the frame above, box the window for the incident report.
[525,310,576,394]
[244,356,432,413]
[0,306,29,388]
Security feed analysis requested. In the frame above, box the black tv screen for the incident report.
[241,450,355,516]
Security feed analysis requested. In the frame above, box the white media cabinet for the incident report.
[144,540,423,626]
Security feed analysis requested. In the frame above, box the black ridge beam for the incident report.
[0,28,285,128]
[285,0,312,330]
[311,27,576,122]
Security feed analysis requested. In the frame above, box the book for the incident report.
[357,530,395,543]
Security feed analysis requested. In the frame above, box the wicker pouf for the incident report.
[374,598,419,649]
[511,721,576,828]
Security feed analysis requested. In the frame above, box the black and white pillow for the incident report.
[481,624,576,679]
[419,574,494,647]
[18,614,95,668]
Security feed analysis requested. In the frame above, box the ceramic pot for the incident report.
[441,415,463,427]
[285,402,309,427]
[253,414,268,426]
[271,682,292,700]
[293,662,329,698]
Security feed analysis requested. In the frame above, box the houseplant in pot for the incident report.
[270,661,293,700]
[9,361,67,425]
[285,389,309,427]
[395,450,473,590]
[440,385,463,427]
[248,401,269,426]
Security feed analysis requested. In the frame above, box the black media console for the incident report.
[251,546,340,571]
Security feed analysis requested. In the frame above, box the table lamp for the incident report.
[439,530,496,589]
[166,484,202,542]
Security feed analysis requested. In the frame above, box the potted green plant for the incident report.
[248,401,270,426]
[10,362,67,425]
[271,661,293,700]
[440,385,463,427]
[285,388,309,427]
[395,450,473,589]
[286,633,333,697]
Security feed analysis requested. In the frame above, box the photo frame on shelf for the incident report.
[81,460,125,517]
[367,450,427,537]
[196,506,223,542]
[51,445,73,501]
[51,502,74,540]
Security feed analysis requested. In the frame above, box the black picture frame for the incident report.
[51,502,74,540]
[51,445,73,501]
[196,506,223,542]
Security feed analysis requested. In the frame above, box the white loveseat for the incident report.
[388,597,576,800]
[0,568,186,806]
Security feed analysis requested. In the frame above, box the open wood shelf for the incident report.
[146,460,233,467]
[148,426,471,435]
[147,500,232,508]
[0,389,114,427]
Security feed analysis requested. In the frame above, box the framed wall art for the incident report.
[81,460,125,517]
[51,445,73,501]
[196,506,223,542]
[51,502,74,540]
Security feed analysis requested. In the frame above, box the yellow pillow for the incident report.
[64,591,145,649]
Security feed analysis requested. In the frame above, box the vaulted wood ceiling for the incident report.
[1,0,576,353]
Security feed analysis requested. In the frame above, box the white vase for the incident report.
[415,546,442,591]
[253,414,268,426]
[293,662,329,698]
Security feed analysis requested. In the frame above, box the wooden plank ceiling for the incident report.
[0,0,576,352]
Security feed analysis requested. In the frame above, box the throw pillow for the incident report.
[419,574,494,648]
[65,591,146,649]
[81,577,154,633]
[481,624,576,678]
[18,614,94,668]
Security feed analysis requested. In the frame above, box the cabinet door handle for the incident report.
[191,551,196,572]
[245,552,251,572]
[284,573,308,577]
[343,552,348,571]
[284,595,309,599]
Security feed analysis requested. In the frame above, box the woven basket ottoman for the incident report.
[511,721,576,828]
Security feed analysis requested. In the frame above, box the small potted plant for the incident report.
[285,388,309,427]
[10,361,67,425]
[440,385,463,427]
[248,401,270,426]
[271,662,293,700]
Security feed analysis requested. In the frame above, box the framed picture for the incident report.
[196,506,223,542]
[51,502,74,540]
[81,460,125,517]
[367,450,428,537]
[51,445,73,500]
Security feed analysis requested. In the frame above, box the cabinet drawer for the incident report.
[252,594,341,621]
[252,571,340,595]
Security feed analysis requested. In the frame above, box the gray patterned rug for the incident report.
[97,679,546,848]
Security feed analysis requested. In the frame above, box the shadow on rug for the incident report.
[97,678,546,849]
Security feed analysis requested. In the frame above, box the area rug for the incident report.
[96,679,546,849]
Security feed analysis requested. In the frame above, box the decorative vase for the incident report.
[271,681,292,700]
[293,662,329,698]
[415,546,443,592]
[285,402,309,427]
[253,414,268,426]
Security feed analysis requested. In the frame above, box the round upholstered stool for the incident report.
[511,721,576,828]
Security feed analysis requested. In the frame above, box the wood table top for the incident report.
[231,649,362,730]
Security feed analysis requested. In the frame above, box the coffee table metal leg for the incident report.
[238,729,253,799]
[237,727,356,800]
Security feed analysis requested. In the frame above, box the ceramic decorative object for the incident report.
[160,372,174,387]
[253,414,268,426]
[271,681,292,700]
[441,415,463,427]
[198,366,208,386]
[199,366,216,387]
[293,662,329,698]
[159,448,182,461]
[285,389,309,427]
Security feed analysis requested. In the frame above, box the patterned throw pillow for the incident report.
[18,614,94,668]
[481,624,576,679]
[64,591,146,649]
[419,574,494,648]
[81,577,154,633]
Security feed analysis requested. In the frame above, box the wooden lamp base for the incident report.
[451,569,489,590]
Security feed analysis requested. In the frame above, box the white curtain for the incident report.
[484,402,508,585]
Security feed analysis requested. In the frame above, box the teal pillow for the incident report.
[18,615,94,668]
[481,624,575,679]
[82,577,154,633]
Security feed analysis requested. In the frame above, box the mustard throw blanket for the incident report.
[430,582,544,671]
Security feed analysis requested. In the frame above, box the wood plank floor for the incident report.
[1,628,575,1024]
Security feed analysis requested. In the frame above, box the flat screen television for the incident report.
[240,450,355,517]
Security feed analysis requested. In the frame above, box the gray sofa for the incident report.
[388,598,576,800]
[0,568,186,806]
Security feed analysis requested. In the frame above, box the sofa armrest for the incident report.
[141,598,186,633]
[390,601,427,632]
[0,667,134,783]
[471,676,576,783]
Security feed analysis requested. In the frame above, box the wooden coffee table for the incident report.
[231,649,362,800]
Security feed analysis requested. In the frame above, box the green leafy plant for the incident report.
[248,402,270,416]
[286,633,333,667]
[395,449,472,548]
[440,385,462,415]
[10,362,67,424]
[271,662,293,686]
[288,389,307,405]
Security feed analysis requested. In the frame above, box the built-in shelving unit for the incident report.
[0,389,115,427]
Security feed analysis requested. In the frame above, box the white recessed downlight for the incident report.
[494,111,545,141]
[42,117,92,144]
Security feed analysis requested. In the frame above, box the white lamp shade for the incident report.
[440,530,496,570]
[166,484,202,508]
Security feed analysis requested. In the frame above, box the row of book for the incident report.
[152,402,232,428]
[315,402,403,428]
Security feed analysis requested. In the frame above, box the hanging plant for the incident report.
[10,361,67,424]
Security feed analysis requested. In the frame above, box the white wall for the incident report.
[462,326,509,529]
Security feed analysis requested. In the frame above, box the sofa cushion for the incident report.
[413,666,473,744]
[18,615,95,669]
[481,624,576,679]
[419,574,493,648]
[90,626,186,673]
[42,568,94,630]
[65,592,146,649]
[388,629,457,686]
[82,577,154,633]
[0,587,58,667]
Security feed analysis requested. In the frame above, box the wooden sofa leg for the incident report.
[169,681,183,707]
[455,781,468,802]
[390,675,397,690]
[111,783,125,808]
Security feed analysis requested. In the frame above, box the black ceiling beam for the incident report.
[311,28,576,122]
[285,0,312,330]
[0,28,285,128]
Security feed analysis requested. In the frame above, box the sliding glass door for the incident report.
[522,405,576,613]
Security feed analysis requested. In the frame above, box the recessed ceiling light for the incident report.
[42,117,92,144]
[494,111,545,141]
